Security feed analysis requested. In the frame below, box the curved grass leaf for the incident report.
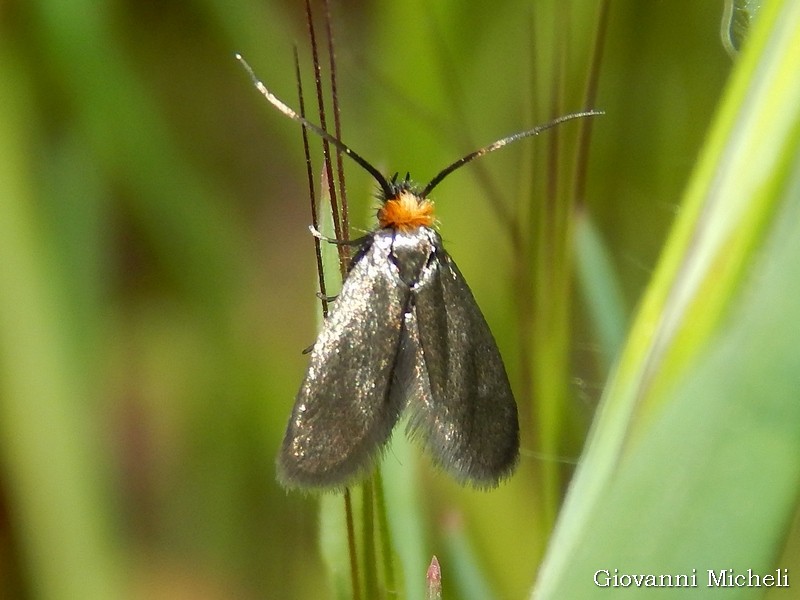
[535,0,800,597]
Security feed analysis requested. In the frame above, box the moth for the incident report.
[236,54,601,490]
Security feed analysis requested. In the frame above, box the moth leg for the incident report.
[308,224,368,246]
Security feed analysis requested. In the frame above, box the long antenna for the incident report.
[238,54,603,201]
[236,53,394,200]
[421,109,604,197]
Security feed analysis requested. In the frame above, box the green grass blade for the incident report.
[0,45,128,600]
[535,0,800,596]
[574,208,628,367]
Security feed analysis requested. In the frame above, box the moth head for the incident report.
[377,176,435,231]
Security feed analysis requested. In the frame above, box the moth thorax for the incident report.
[378,190,435,231]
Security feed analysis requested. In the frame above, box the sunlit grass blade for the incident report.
[382,429,427,600]
[534,0,800,596]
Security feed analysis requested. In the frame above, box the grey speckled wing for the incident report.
[277,232,410,490]
[408,234,519,487]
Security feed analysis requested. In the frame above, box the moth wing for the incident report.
[409,246,519,487]
[278,234,409,490]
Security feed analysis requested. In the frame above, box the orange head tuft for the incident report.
[378,191,435,231]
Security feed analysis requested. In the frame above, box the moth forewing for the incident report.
[277,233,409,490]
[407,236,519,487]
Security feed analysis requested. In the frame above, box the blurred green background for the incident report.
[0,1,732,598]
